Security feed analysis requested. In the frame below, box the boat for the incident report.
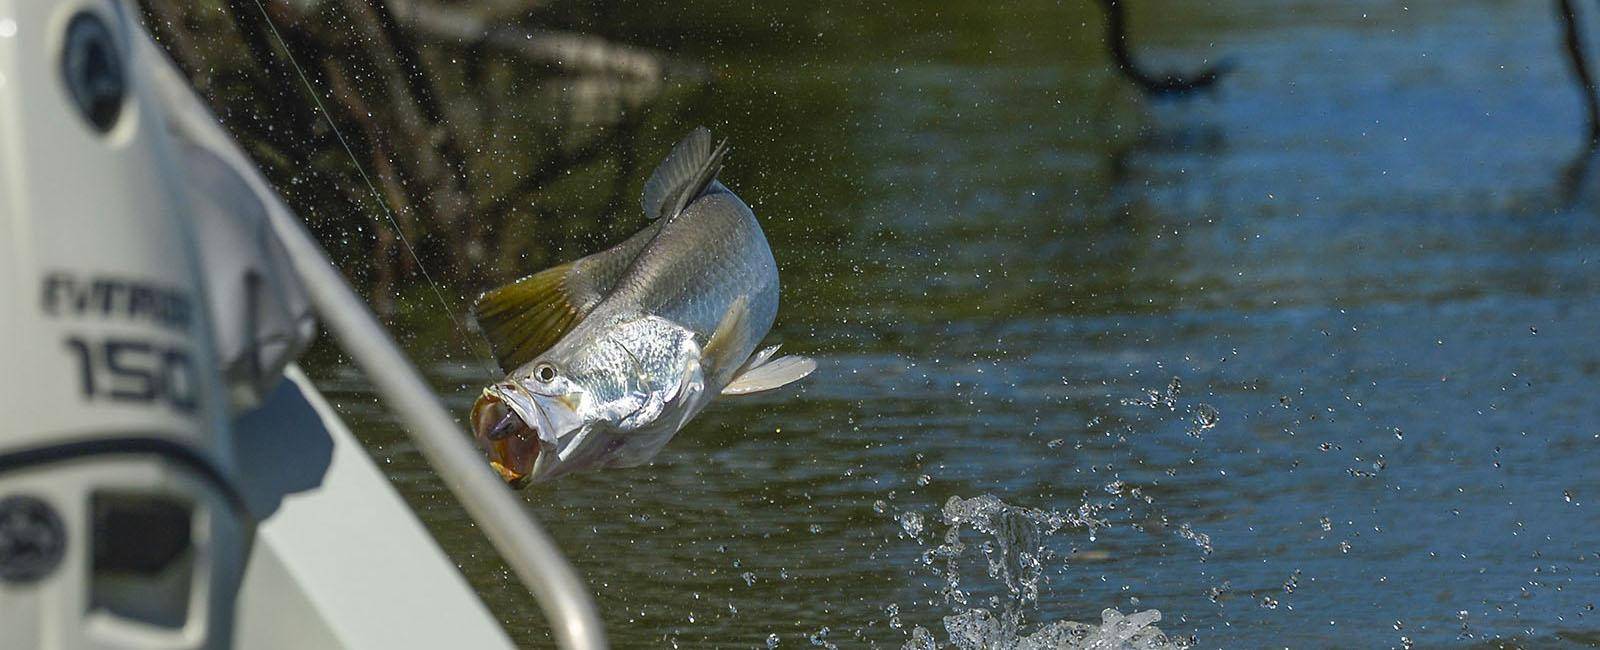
[0,1,602,647]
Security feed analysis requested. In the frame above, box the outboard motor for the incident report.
[0,1,311,647]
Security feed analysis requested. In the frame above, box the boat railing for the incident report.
[259,155,609,650]
[136,3,608,644]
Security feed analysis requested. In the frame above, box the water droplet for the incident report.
[1177,522,1212,554]
[1207,581,1232,603]
[1276,569,1301,596]
[898,511,925,537]
[1192,403,1221,431]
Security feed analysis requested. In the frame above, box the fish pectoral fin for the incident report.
[474,217,669,372]
[722,354,817,396]
[735,344,783,376]
[641,127,729,222]
[471,261,583,372]
[702,295,753,379]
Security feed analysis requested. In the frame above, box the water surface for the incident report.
[305,1,1600,646]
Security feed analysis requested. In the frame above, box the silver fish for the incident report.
[469,128,815,486]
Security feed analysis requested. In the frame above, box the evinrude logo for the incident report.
[41,273,199,414]
[41,272,192,332]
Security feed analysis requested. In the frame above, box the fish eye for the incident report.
[533,362,557,383]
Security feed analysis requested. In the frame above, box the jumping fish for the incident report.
[469,128,814,486]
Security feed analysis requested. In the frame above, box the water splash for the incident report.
[933,495,1065,608]
[1119,377,1183,410]
[896,495,1187,649]
[1011,609,1178,650]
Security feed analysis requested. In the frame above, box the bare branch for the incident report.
[389,0,709,82]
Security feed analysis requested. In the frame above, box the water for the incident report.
[299,0,1600,646]
[892,494,1185,649]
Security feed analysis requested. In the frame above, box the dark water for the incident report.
[306,1,1600,646]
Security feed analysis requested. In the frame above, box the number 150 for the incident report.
[63,336,199,414]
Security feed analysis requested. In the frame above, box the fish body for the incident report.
[470,128,814,485]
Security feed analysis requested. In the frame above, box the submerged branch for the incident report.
[479,119,644,225]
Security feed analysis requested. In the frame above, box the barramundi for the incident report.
[469,128,814,486]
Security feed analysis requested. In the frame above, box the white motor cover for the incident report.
[139,30,316,411]
[0,2,260,648]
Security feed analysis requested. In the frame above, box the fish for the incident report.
[469,127,815,486]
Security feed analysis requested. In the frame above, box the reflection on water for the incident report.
[304,0,1600,647]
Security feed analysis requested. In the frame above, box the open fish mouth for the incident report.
[471,390,539,487]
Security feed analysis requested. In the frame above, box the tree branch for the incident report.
[389,0,709,82]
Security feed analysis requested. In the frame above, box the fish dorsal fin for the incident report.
[641,127,729,222]
[723,353,816,396]
[472,222,662,372]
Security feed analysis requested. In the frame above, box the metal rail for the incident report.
[133,8,607,643]
[263,203,609,650]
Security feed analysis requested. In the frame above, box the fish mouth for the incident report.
[472,389,540,487]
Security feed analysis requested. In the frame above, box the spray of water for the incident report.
[894,495,1189,650]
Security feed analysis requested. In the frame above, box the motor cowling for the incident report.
[0,2,310,647]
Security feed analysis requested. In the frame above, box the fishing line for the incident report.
[247,0,499,378]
